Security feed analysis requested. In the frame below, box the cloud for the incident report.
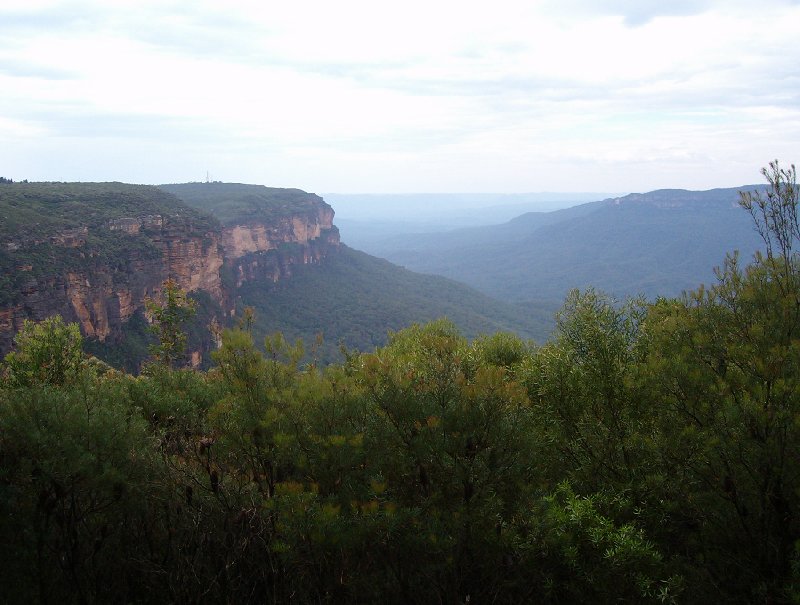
[539,0,798,25]
[0,59,77,80]
[541,0,712,25]
[0,0,798,191]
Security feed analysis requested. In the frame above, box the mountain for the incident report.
[363,186,767,303]
[165,184,555,363]
[0,181,554,370]
[0,181,340,369]
[326,192,615,252]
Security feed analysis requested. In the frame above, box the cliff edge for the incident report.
[0,182,340,365]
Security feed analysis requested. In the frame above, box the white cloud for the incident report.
[0,0,798,191]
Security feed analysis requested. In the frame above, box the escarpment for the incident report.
[0,182,340,360]
[222,207,339,288]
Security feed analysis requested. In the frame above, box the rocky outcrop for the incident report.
[230,226,340,288]
[222,206,336,259]
[222,206,339,289]
[0,219,224,352]
[150,226,225,303]
[0,189,340,359]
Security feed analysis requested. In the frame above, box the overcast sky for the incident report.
[1,0,798,193]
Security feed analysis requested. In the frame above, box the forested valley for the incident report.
[1,163,799,603]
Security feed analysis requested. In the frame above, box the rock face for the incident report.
[0,216,225,353]
[0,183,340,358]
[223,207,339,289]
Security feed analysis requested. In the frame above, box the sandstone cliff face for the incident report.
[0,215,225,353]
[222,206,339,289]
[222,206,336,258]
[230,227,340,289]
[0,197,340,359]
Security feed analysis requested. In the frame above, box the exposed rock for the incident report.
[222,206,336,259]
[0,187,340,360]
[50,227,88,248]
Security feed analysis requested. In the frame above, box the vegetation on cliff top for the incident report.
[0,182,220,308]
[0,181,217,242]
[160,182,331,227]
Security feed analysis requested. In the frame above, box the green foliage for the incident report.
[532,483,682,603]
[525,290,652,490]
[160,182,329,227]
[239,245,555,364]
[739,160,799,264]
[3,163,800,603]
[2,315,84,388]
[0,181,217,243]
[642,251,800,602]
[144,279,197,369]
[0,371,152,603]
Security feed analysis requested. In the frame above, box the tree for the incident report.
[144,279,197,369]
[638,161,800,602]
[2,315,84,388]
[739,160,799,264]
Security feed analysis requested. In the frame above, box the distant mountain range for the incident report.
[359,186,767,303]
[327,192,616,252]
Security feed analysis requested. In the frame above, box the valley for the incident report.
[356,186,767,304]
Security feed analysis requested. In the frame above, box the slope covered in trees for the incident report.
[365,186,766,303]
[164,182,557,362]
[237,245,557,363]
[1,163,799,603]
[1,181,556,371]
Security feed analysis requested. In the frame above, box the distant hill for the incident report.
[362,186,767,303]
[327,192,615,252]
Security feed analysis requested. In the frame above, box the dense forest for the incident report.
[236,245,557,363]
[0,162,798,603]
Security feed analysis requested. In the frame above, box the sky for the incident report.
[1,0,799,193]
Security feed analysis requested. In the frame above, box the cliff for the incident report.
[0,182,340,365]
[161,183,340,303]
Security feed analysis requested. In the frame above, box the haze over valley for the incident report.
[349,186,767,304]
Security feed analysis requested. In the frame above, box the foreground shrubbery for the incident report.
[1,164,799,603]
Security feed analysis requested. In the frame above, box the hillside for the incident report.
[0,181,558,369]
[0,181,340,369]
[0,182,227,359]
[161,183,558,361]
[326,192,613,251]
[237,245,556,364]
[0,182,219,307]
[365,186,767,303]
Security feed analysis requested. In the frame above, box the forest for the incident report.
[0,162,798,603]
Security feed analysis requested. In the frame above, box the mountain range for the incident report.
[358,186,766,303]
